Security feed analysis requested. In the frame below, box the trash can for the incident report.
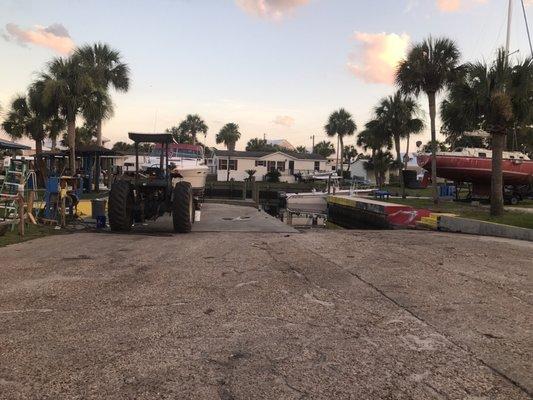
[91,199,107,229]
[91,198,107,219]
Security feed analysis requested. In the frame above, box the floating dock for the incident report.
[327,195,431,229]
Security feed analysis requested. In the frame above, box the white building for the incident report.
[212,150,329,182]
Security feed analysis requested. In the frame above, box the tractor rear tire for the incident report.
[173,181,193,233]
[109,180,133,232]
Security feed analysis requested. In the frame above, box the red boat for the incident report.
[417,148,533,196]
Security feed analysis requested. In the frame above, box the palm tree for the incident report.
[313,140,335,158]
[75,43,130,146]
[2,95,47,155]
[396,37,461,203]
[357,119,392,187]
[83,88,114,140]
[325,108,357,178]
[216,123,241,151]
[40,56,93,174]
[440,49,533,215]
[246,138,270,151]
[178,114,208,145]
[295,145,308,154]
[2,83,62,177]
[375,91,424,197]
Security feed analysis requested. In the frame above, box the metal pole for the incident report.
[506,0,513,57]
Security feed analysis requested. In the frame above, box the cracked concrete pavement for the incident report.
[0,205,532,399]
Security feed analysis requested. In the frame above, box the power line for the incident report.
[520,0,533,57]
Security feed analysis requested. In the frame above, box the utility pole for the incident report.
[310,135,315,152]
[506,0,513,57]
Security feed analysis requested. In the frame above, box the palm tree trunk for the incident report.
[35,138,47,184]
[96,119,103,147]
[67,116,76,175]
[372,149,379,188]
[428,91,439,204]
[490,132,505,216]
[335,136,339,173]
[339,136,344,180]
[405,134,410,168]
[402,134,410,198]
[394,134,405,198]
[51,136,57,150]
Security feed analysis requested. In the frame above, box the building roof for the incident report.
[214,149,326,161]
[0,138,31,150]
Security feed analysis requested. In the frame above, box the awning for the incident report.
[0,138,31,150]
[128,132,174,144]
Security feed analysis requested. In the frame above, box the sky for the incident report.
[1,0,532,151]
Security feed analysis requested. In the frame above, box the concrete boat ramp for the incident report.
[1,202,532,399]
[126,203,297,234]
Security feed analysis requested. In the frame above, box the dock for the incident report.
[327,195,431,229]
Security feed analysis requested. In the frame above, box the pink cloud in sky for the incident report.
[2,23,74,55]
[236,0,309,19]
[347,32,410,85]
[273,115,295,127]
[436,0,487,12]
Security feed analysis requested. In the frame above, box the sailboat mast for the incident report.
[506,0,513,56]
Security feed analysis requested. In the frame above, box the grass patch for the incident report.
[0,223,63,248]
[381,197,533,230]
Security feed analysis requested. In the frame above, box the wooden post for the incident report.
[17,194,25,236]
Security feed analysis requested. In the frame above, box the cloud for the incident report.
[236,0,309,19]
[347,32,410,85]
[273,115,295,127]
[2,23,74,55]
[436,0,487,12]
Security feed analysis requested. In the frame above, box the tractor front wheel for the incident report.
[109,180,133,232]
[173,181,193,233]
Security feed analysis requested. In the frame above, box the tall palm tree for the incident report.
[396,37,461,204]
[357,119,392,187]
[375,91,424,197]
[40,56,93,174]
[178,114,208,145]
[216,123,241,151]
[75,43,130,146]
[325,108,357,179]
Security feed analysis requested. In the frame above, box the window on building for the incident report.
[331,165,336,171]
[267,161,276,171]
[255,160,266,167]
[229,159,238,170]
[479,152,487,158]
[314,161,320,171]
[277,161,285,172]
[219,159,228,170]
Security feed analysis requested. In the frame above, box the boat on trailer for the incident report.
[417,147,533,199]
[141,142,209,194]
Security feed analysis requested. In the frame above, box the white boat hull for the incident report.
[173,165,208,190]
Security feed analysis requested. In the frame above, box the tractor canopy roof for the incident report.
[128,132,175,144]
